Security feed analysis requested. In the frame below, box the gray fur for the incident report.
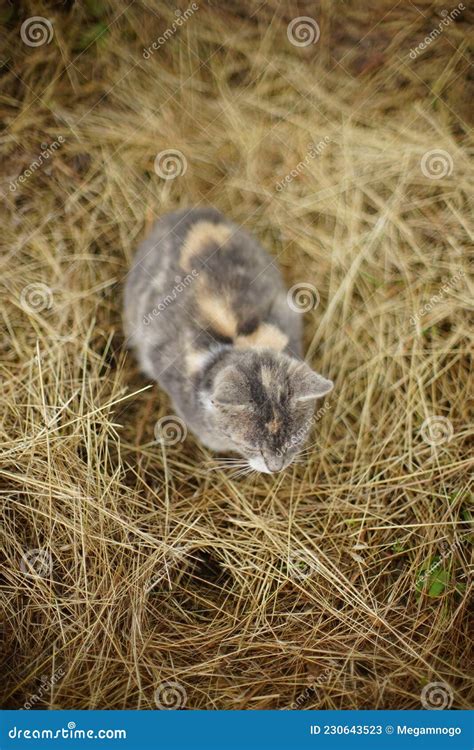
[124,207,333,473]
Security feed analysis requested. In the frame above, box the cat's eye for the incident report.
[279,383,291,402]
[235,440,257,453]
[238,443,257,453]
[222,431,255,453]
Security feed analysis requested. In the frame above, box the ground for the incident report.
[0,0,472,710]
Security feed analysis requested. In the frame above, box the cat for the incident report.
[123,207,333,473]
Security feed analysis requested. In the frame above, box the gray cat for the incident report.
[124,207,333,473]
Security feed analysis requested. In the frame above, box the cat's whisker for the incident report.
[207,457,249,464]
[294,448,314,458]
[233,466,249,475]
[210,463,249,472]
[229,464,255,479]
[209,457,247,463]
[212,461,246,466]
[212,464,250,470]
[213,457,249,463]
[297,442,319,453]
[210,460,248,466]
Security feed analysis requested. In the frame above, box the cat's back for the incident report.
[123,207,218,344]
[124,207,283,335]
[130,206,279,284]
[124,207,301,381]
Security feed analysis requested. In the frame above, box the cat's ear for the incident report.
[293,366,333,402]
[210,367,249,410]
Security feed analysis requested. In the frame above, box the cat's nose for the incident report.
[264,455,288,473]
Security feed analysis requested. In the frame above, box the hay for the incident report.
[1,0,472,710]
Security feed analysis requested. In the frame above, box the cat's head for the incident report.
[206,350,333,473]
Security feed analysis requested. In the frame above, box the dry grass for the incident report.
[1,0,473,710]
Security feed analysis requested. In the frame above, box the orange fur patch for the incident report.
[180,222,232,272]
[186,347,208,375]
[266,417,281,434]
[236,323,288,352]
[198,290,238,339]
